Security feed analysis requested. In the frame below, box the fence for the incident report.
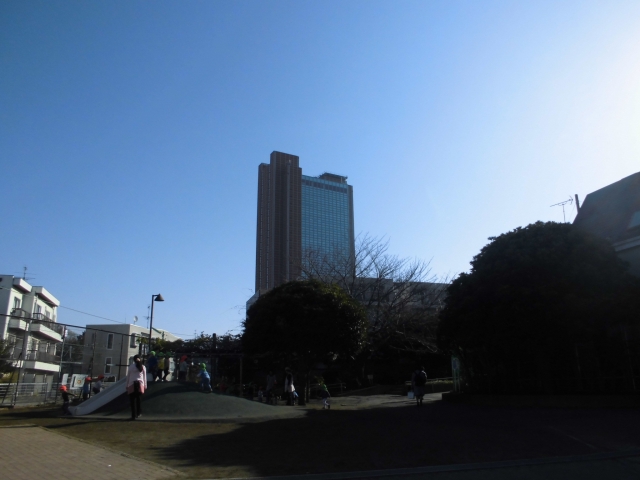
[1,316,149,407]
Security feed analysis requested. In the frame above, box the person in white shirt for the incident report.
[126,355,147,420]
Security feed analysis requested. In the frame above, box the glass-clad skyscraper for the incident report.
[254,152,355,294]
[301,173,355,267]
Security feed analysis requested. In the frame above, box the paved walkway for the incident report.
[0,425,178,480]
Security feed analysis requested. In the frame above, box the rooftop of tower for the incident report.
[318,172,348,184]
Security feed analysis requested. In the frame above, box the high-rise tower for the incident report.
[254,151,355,295]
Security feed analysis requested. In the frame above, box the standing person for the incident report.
[157,353,165,382]
[284,368,295,406]
[411,366,427,407]
[163,353,171,382]
[266,370,277,404]
[147,351,158,383]
[179,356,188,382]
[127,354,147,420]
[81,377,91,401]
[197,363,213,392]
[320,383,331,409]
[59,386,75,415]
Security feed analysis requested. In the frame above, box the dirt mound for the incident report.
[90,381,303,421]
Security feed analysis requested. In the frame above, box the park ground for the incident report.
[2,392,640,479]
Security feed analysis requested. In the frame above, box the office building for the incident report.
[253,151,355,296]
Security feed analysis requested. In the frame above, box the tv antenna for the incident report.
[550,197,574,223]
[133,315,139,325]
[17,266,35,281]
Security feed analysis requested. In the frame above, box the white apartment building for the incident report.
[0,275,63,384]
[81,323,181,380]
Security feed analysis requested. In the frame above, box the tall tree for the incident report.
[437,221,640,394]
[299,234,449,356]
[243,280,368,400]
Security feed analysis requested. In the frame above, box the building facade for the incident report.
[0,275,63,384]
[81,323,181,380]
[573,171,640,277]
[254,151,355,296]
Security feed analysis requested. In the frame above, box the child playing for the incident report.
[81,377,91,401]
[59,385,75,415]
[197,363,213,392]
[92,374,104,395]
[320,384,331,409]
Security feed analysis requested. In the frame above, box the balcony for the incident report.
[9,309,29,330]
[29,314,63,342]
[8,319,27,331]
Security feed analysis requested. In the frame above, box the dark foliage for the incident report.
[437,221,640,393]
[243,280,368,371]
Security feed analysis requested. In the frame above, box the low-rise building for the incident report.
[0,275,63,384]
[81,323,181,380]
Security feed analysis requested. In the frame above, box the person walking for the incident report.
[284,368,295,406]
[179,355,188,382]
[157,353,165,382]
[127,354,147,420]
[411,366,427,407]
[320,383,331,409]
[163,353,171,382]
[147,351,158,383]
[265,370,277,404]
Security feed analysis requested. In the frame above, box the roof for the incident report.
[573,171,640,243]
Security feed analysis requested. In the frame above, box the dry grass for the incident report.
[3,396,640,479]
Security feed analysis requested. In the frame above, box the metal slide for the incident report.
[69,377,127,416]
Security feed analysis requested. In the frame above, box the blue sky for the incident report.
[2,1,639,338]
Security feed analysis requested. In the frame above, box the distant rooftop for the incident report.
[318,172,348,184]
[573,171,640,243]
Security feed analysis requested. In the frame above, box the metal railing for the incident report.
[31,315,65,336]
[0,382,53,405]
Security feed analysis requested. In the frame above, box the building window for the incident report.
[35,305,42,314]
[105,357,112,374]
[13,297,21,309]
[106,333,114,350]
[628,211,640,230]
[45,309,51,320]
[130,333,136,349]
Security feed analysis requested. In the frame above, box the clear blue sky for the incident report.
[2,1,639,338]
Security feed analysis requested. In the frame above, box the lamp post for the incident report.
[148,294,164,355]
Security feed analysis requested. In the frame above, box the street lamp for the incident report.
[148,294,164,354]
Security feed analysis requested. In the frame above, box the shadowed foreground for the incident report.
[2,393,640,478]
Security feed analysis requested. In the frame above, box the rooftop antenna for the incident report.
[146,305,151,329]
[550,197,574,223]
[133,315,139,325]
[18,266,35,281]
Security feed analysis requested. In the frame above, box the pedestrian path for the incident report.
[0,425,178,480]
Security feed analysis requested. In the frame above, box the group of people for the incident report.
[258,368,331,409]
[59,374,106,415]
[146,351,172,382]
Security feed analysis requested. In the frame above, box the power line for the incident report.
[57,305,125,324]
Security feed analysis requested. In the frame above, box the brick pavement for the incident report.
[0,425,178,480]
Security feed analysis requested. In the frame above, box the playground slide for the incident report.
[69,377,127,416]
